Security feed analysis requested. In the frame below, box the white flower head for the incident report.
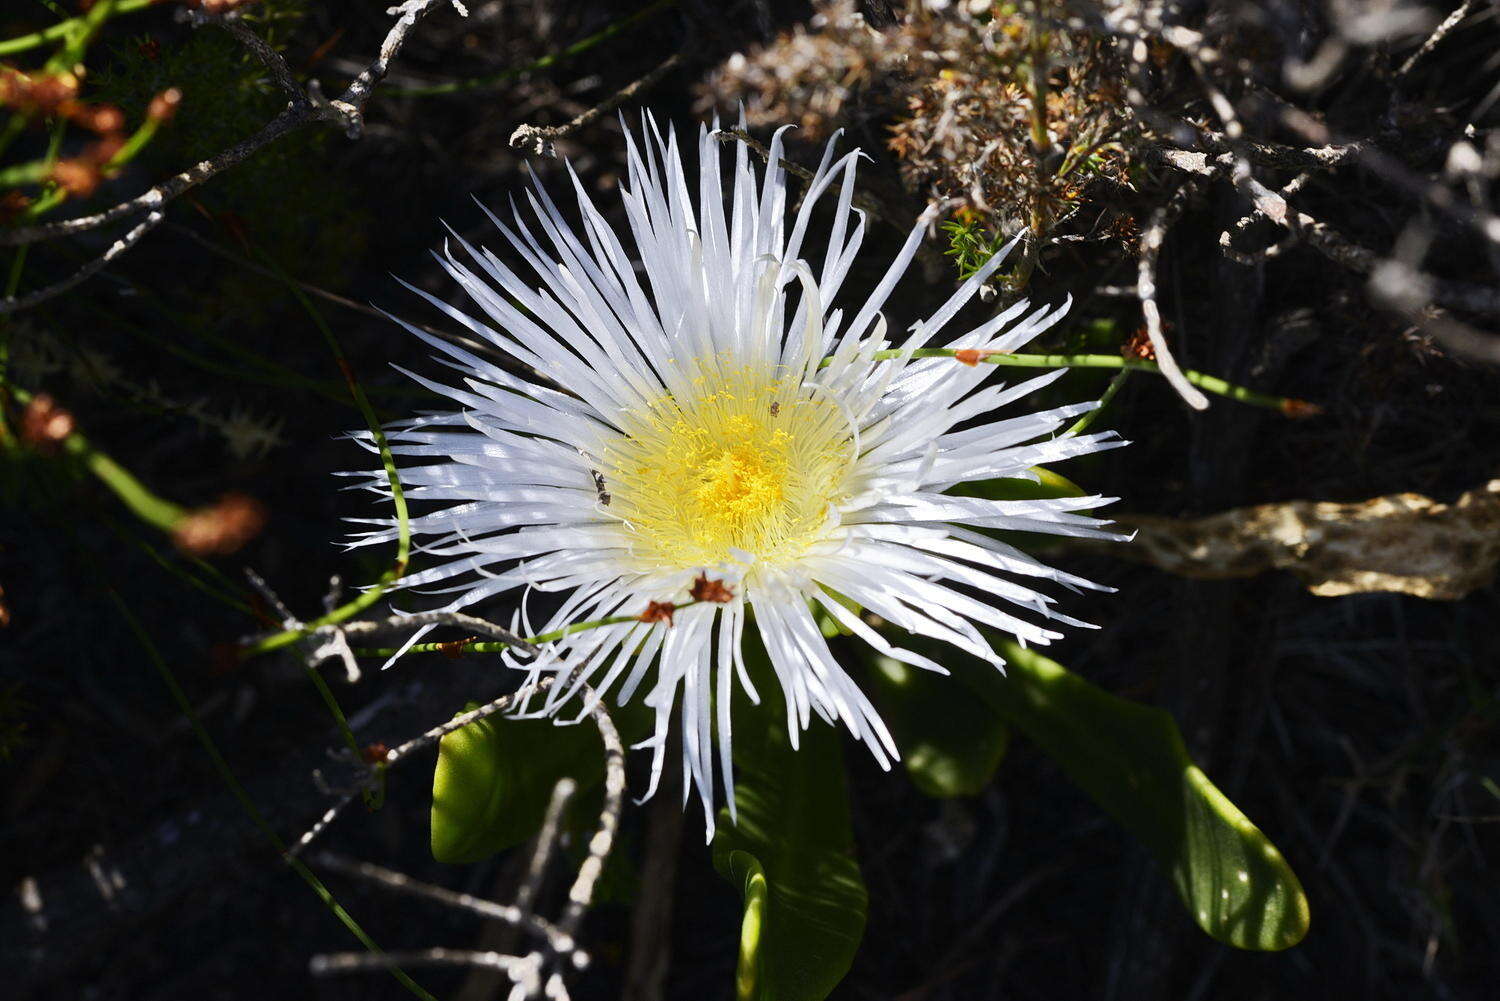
[358,114,1124,838]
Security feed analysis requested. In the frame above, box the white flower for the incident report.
[358,115,1124,837]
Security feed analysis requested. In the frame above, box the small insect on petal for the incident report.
[639,601,677,626]
[689,573,735,604]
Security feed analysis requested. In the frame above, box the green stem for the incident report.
[1063,367,1130,436]
[301,660,380,807]
[44,0,119,71]
[0,0,149,60]
[824,349,1311,413]
[0,159,49,186]
[391,0,678,96]
[8,384,190,531]
[109,590,437,1001]
[349,601,700,660]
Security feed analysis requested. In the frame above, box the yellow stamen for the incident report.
[603,363,854,570]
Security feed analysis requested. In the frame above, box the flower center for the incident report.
[690,415,790,535]
[604,366,853,570]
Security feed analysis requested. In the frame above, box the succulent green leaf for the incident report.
[893,634,1310,951]
[867,655,1009,798]
[430,700,646,864]
[713,704,867,1001]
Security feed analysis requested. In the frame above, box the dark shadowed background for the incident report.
[3,2,1498,999]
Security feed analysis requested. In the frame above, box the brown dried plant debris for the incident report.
[639,601,677,626]
[700,1,1134,239]
[688,573,736,603]
[698,1,889,141]
[1105,481,1500,601]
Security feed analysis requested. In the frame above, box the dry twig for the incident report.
[0,1,466,312]
[510,51,685,157]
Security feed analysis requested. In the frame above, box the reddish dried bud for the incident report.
[0,583,11,629]
[362,743,390,765]
[639,601,677,626]
[75,103,126,134]
[437,637,474,659]
[0,69,79,115]
[1280,398,1324,419]
[20,394,75,452]
[49,159,103,198]
[954,348,993,366]
[688,574,735,604]
[138,39,162,62]
[1122,325,1157,361]
[147,87,182,123]
[172,493,267,556]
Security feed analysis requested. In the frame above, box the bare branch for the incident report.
[510,51,684,157]
[1138,188,1212,411]
[0,0,464,301]
[385,678,556,768]
[0,105,307,248]
[311,947,536,977]
[557,689,624,937]
[0,210,164,314]
[311,852,587,967]
[340,610,539,654]
[286,679,557,858]
[514,779,578,923]
[1395,0,1475,81]
[211,15,309,108]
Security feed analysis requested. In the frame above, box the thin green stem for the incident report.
[1063,368,1130,437]
[391,0,677,96]
[0,159,50,187]
[0,0,153,58]
[44,0,118,71]
[8,384,190,531]
[349,601,700,659]
[822,348,1312,413]
[109,590,437,1001]
[301,661,381,806]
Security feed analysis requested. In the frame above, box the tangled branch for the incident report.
[0,0,466,313]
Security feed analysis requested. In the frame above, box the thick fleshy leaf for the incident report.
[713,704,867,1001]
[885,633,1310,951]
[431,701,645,864]
[867,654,1009,798]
